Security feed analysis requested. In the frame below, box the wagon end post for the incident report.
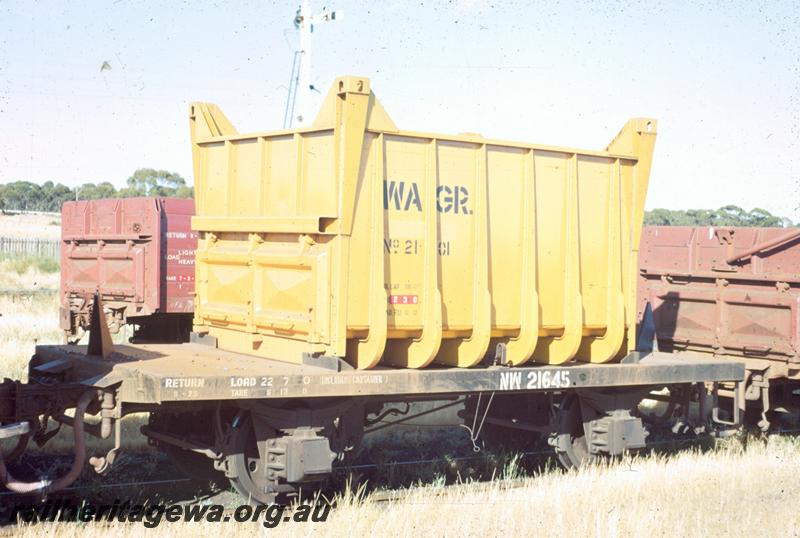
[605,118,657,249]
[188,102,238,142]
[87,292,113,358]
[188,102,239,217]
[606,118,657,354]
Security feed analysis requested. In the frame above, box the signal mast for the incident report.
[283,0,343,128]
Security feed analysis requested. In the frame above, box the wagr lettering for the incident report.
[383,181,471,215]
[499,371,523,390]
[526,370,571,390]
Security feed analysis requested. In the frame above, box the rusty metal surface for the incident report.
[31,343,744,404]
[160,198,197,313]
[638,226,800,374]
[0,378,86,423]
[60,197,196,335]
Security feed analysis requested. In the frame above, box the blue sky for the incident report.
[1,0,798,219]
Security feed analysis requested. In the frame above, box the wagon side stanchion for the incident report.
[710,379,746,434]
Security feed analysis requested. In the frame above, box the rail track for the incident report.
[2,424,798,520]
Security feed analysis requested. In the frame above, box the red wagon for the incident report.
[59,197,196,342]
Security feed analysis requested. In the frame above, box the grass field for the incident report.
[0,213,61,240]
[0,214,62,382]
[4,435,799,537]
[0,279,61,382]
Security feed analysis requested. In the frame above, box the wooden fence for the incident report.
[0,237,60,258]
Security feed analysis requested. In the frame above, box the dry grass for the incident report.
[0,262,59,291]
[0,213,61,240]
[0,267,151,453]
[0,213,61,290]
[6,435,799,537]
[0,290,61,382]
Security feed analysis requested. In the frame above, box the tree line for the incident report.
[0,169,193,213]
[644,205,794,227]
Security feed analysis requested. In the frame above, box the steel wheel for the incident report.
[552,394,593,470]
[226,414,294,505]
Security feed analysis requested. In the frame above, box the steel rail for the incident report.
[2,426,798,502]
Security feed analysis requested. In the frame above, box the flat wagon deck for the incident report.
[31,343,744,404]
[2,300,749,504]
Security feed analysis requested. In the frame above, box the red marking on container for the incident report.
[389,295,419,305]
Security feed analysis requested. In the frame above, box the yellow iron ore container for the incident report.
[189,76,656,369]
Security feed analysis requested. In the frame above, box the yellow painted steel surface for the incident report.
[189,76,657,369]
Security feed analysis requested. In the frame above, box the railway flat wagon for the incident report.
[60,197,197,342]
[638,225,800,428]
[0,77,745,504]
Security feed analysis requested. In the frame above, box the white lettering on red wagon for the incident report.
[166,275,195,282]
[166,232,199,240]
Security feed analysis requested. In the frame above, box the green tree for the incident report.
[0,181,43,211]
[120,169,190,198]
[0,180,77,211]
[47,182,76,211]
[715,205,746,226]
[645,206,795,227]
[745,207,784,227]
[643,208,675,225]
[1,171,192,213]
[78,182,118,200]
